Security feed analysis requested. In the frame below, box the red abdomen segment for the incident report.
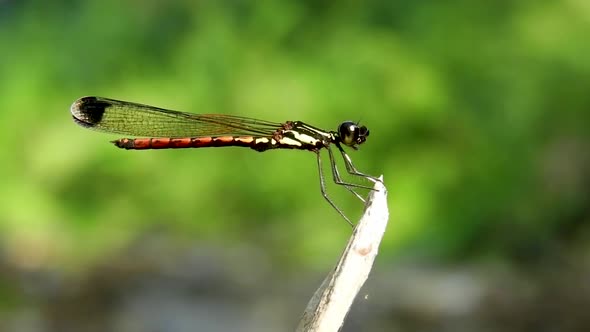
[113,136,275,151]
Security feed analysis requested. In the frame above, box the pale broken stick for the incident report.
[296,176,389,332]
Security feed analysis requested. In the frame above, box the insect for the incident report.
[71,96,380,225]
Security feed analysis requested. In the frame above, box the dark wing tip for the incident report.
[70,96,110,128]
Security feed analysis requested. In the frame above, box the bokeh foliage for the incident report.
[1,0,588,277]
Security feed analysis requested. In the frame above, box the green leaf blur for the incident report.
[1,0,589,330]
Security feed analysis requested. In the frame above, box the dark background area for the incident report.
[0,1,589,331]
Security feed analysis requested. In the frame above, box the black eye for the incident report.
[360,126,369,138]
[338,121,359,146]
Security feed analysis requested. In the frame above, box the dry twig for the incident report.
[297,177,389,331]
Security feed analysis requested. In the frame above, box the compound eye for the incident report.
[338,121,359,146]
[360,126,369,137]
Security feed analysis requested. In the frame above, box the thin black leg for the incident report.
[326,146,372,202]
[316,151,354,227]
[336,144,383,183]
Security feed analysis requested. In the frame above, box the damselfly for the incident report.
[70,96,380,226]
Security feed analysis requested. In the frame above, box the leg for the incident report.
[316,151,354,227]
[336,144,383,183]
[326,146,373,202]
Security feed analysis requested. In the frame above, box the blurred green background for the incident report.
[1,0,589,331]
